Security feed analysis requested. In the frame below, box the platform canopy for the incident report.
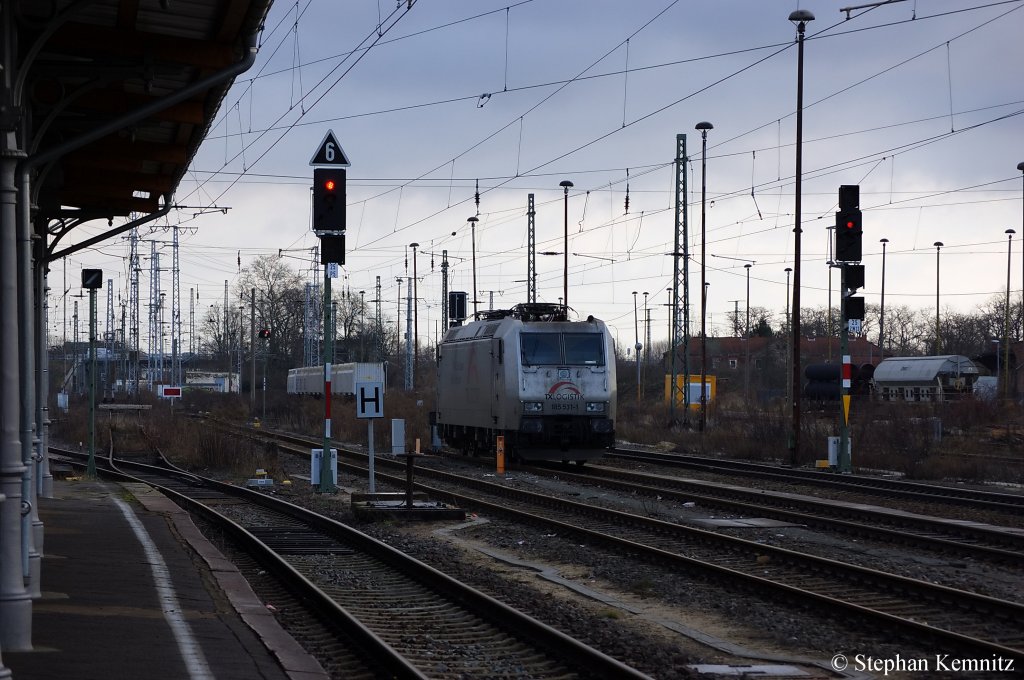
[12,0,273,254]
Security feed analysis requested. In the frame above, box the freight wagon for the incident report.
[286,362,386,395]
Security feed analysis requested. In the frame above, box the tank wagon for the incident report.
[287,362,385,395]
[434,303,616,463]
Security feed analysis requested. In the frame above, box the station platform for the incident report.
[3,478,327,680]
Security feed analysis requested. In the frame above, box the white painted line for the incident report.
[113,497,214,680]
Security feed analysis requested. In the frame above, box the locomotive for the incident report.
[434,303,616,463]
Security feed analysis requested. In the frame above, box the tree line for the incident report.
[196,255,1021,390]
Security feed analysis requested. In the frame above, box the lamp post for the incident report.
[468,217,479,319]
[560,180,574,312]
[933,241,943,355]
[1005,229,1015,400]
[701,281,710,435]
[784,266,792,432]
[632,291,641,403]
[879,238,889,359]
[788,9,813,464]
[994,339,1001,400]
[695,121,713,432]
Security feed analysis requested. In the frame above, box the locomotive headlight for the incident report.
[523,401,544,413]
[586,402,606,413]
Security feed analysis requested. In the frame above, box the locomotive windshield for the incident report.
[520,333,561,365]
[563,333,604,365]
[521,332,604,366]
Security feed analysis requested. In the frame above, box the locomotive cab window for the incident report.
[521,333,561,365]
[563,333,604,366]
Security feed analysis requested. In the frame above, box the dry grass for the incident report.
[53,367,1022,487]
[617,387,1023,485]
[52,392,286,482]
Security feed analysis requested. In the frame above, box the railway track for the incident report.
[257,427,1024,568]
[52,446,649,680]
[516,461,1024,567]
[609,447,1024,513]
[255,430,1024,664]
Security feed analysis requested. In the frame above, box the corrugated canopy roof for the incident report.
[872,355,979,384]
[13,0,273,255]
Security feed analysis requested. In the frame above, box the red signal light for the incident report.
[845,220,855,229]
[324,179,336,191]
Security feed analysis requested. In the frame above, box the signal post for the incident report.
[835,185,864,474]
[311,131,350,493]
[82,269,103,477]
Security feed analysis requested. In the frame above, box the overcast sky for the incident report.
[62,0,1024,350]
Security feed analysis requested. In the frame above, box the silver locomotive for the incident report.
[435,303,616,463]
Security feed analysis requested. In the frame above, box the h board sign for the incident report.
[355,381,384,419]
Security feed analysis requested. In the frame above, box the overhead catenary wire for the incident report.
[71,0,1023,343]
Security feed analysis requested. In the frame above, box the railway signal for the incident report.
[310,129,351,493]
[835,209,862,262]
[835,184,862,262]
[313,168,346,236]
[835,185,863,474]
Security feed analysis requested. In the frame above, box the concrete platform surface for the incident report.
[3,478,326,680]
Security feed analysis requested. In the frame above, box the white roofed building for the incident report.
[872,355,979,403]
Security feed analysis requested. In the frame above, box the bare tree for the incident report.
[800,306,836,338]
[881,304,927,356]
[237,255,306,368]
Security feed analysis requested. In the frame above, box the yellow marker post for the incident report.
[496,436,505,475]
[842,394,851,425]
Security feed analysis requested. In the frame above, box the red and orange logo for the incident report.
[546,381,583,400]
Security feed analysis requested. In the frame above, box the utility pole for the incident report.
[224,280,230,392]
[410,242,419,379]
[375,276,383,362]
[405,277,413,390]
[441,251,449,332]
[189,288,195,357]
[643,292,650,365]
[151,248,161,389]
[250,288,256,405]
[396,277,403,368]
[73,301,79,393]
[172,224,181,386]
[128,228,139,394]
[105,279,114,399]
[527,193,536,303]
[670,134,690,424]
